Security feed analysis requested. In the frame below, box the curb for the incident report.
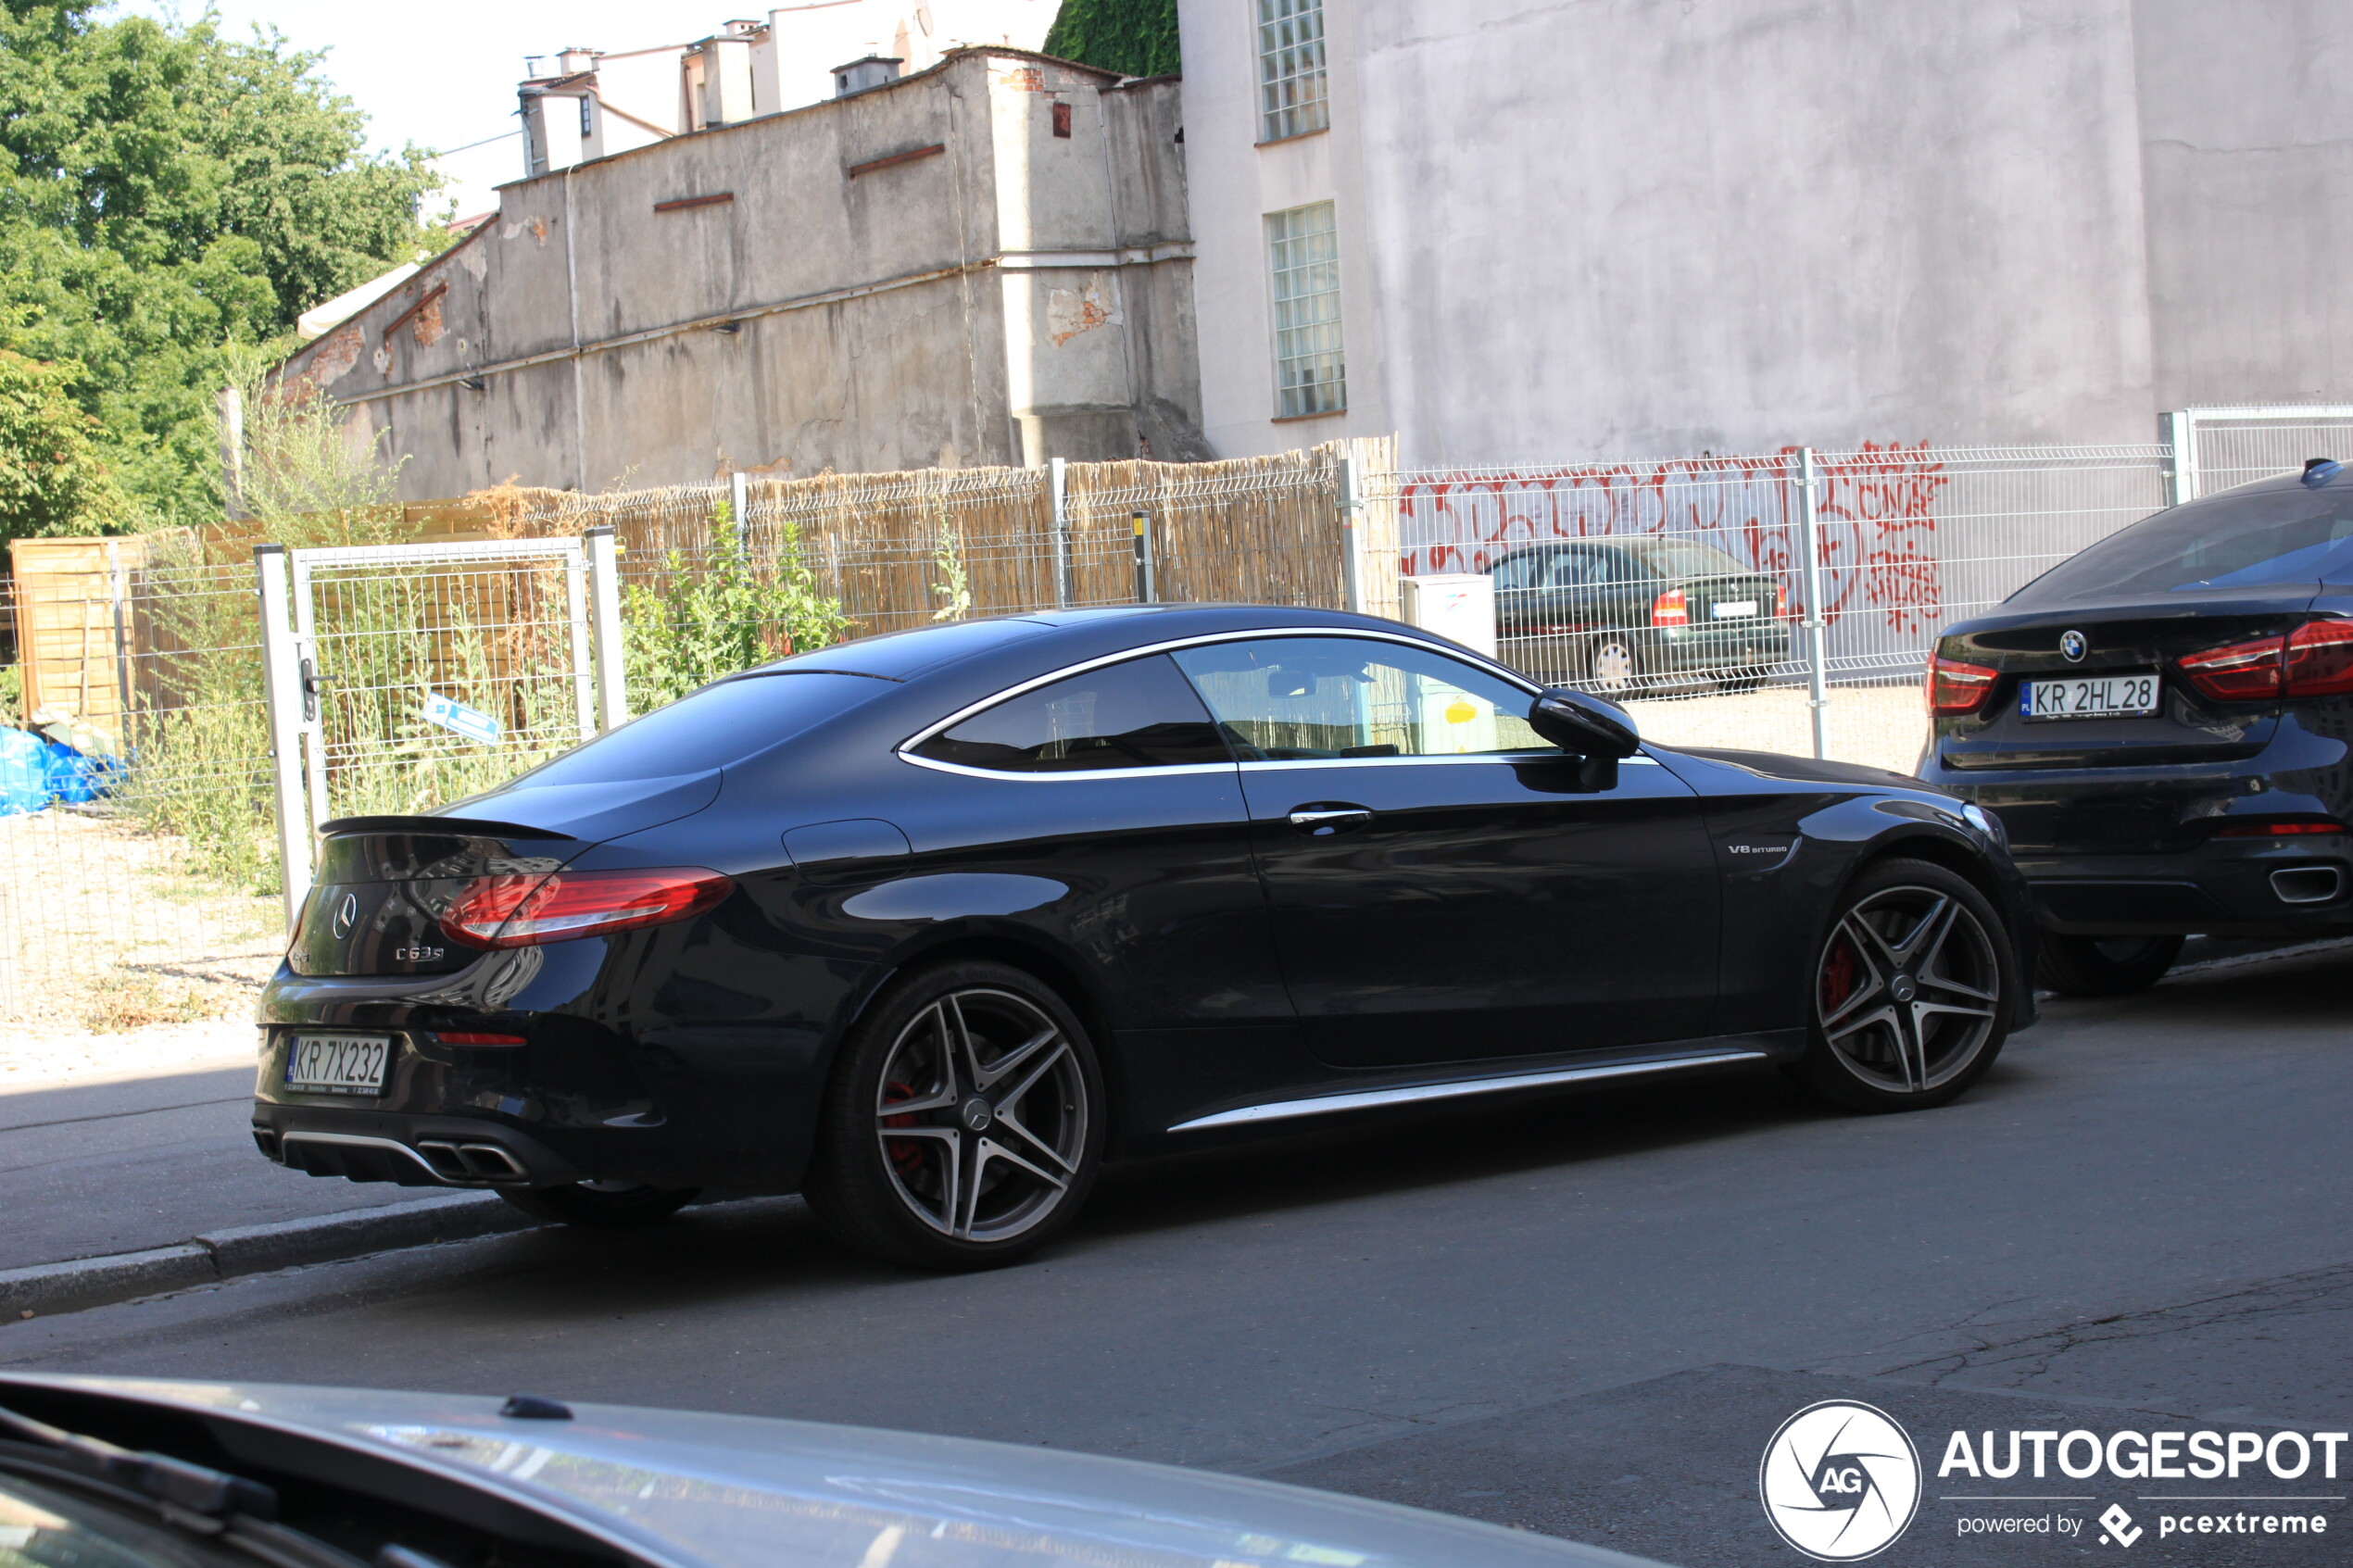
[0,1192,540,1320]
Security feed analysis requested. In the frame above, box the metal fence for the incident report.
[1,408,2343,1028]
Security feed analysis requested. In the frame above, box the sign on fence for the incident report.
[422,692,503,745]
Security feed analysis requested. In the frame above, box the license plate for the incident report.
[1711,600,1758,620]
[284,1034,391,1095]
[2020,674,2159,721]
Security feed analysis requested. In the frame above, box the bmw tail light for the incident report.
[2284,620,2353,696]
[2213,818,2347,838]
[440,867,732,949]
[2179,635,2284,701]
[1927,654,1999,717]
[1651,588,1689,627]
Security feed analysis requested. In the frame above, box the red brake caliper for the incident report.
[1820,933,1859,1016]
[881,1082,923,1175]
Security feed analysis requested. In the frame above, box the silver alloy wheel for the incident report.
[873,987,1088,1242]
[1816,884,2002,1094]
[1588,639,1636,693]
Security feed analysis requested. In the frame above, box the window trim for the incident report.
[894,628,1655,781]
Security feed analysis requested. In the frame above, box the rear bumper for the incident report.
[2015,840,2353,936]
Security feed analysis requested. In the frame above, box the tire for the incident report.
[1789,858,2016,1112]
[802,960,1105,1271]
[498,1181,699,1228]
[1579,635,1640,696]
[2035,933,2183,997]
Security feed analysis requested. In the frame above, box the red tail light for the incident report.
[1775,582,1790,619]
[1928,654,1999,717]
[440,867,732,949]
[2284,620,2353,696]
[2179,635,2284,701]
[1650,588,1689,627]
[2213,819,2347,838]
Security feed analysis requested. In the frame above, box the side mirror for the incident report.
[1528,687,1641,759]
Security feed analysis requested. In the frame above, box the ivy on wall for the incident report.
[1042,0,1180,80]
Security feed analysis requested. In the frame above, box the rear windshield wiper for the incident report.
[0,1400,374,1568]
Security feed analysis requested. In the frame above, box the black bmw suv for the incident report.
[1921,459,2353,994]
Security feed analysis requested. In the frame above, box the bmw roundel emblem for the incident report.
[2059,629,2088,663]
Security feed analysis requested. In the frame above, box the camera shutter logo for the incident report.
[1758,1400,1921,1561]
[2060,629,2088,662]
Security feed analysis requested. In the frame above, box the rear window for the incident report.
[512,672,889,786]
[1619,539,1747,578]
[2013,483,2353,604]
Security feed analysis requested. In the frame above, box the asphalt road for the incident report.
[6,938,2353,1567]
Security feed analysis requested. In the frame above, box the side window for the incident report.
[1171,637,1548,760]
[912,654,1235,773]
[1547,550,1598,588]
[1491,553,1540,592]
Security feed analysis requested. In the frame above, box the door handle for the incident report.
[1288,806,1373,836]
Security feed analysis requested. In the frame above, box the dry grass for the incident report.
[0,809,281,1031]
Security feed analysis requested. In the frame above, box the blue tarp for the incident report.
[0,729,44,815]
[0,729,118,813]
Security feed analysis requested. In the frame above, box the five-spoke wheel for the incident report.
[804,961,1103,1269]
[1793,859,2015,1110]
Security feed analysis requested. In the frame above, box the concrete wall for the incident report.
[1179,0,2351,469]
[278,50,1201,500]
[2132,0,2353,408]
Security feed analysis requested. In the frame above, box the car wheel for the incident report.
[1716,668,1768,695]
[803,960,1104,1271]
[497,1181,699,1228]
[1790,858,2015,1112]
[2035,933,2183,997]
[1580,636,1640,695]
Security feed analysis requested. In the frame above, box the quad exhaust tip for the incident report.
[2270,865,2346,905]
[415,1139,532,1183]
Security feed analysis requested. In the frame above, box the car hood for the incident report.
[0,1376,1663,1568]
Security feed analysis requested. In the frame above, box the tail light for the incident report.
[2179,635,2283,701]
[440,867,732,949]
[2284,620,2353,696]
[1775,582,1790,619]
[2213,819,2347,838]
[1928,654,1999,717]
[1650,588,1689,627]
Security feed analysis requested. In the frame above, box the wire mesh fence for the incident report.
[0,411,2341,1027]
[2182,406,2353,496]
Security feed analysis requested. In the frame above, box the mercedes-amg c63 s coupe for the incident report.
[256,605,2034,1268]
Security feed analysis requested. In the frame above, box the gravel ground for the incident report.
[0,1018,255,1091]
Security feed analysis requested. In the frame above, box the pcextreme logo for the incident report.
[1759,1400,1923,1561]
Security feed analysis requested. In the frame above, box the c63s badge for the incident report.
[1760,1399,1921,1561]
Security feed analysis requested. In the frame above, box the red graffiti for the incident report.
[1397,444,1948,636]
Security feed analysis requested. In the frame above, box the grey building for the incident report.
[282,46,1202,497]
[1178,0,2353,465]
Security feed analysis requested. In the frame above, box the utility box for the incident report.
[1399,572,1497,659]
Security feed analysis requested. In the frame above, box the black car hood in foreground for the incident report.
[0,1376,1664,1568]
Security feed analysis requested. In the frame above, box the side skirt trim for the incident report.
[1165,1047,1770,1133]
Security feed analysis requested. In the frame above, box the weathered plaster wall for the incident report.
[277,50,1200,500]
[1182,0,2166,467]
[2131,0,2353,409]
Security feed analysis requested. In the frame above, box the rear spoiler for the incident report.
[316,814,574,842]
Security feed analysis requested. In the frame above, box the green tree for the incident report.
[0,345,124,545]
[1043,0,1179,79]
[0,2,442,527]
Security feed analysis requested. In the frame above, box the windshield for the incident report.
[2011,483,2353,604]
[503,671,892,787]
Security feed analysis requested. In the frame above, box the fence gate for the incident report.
[256,532,627,924]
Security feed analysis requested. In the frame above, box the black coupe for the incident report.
[256,606,2033,1269]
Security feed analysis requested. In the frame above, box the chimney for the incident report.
[693,33,757,125]
[832,56,904,97]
